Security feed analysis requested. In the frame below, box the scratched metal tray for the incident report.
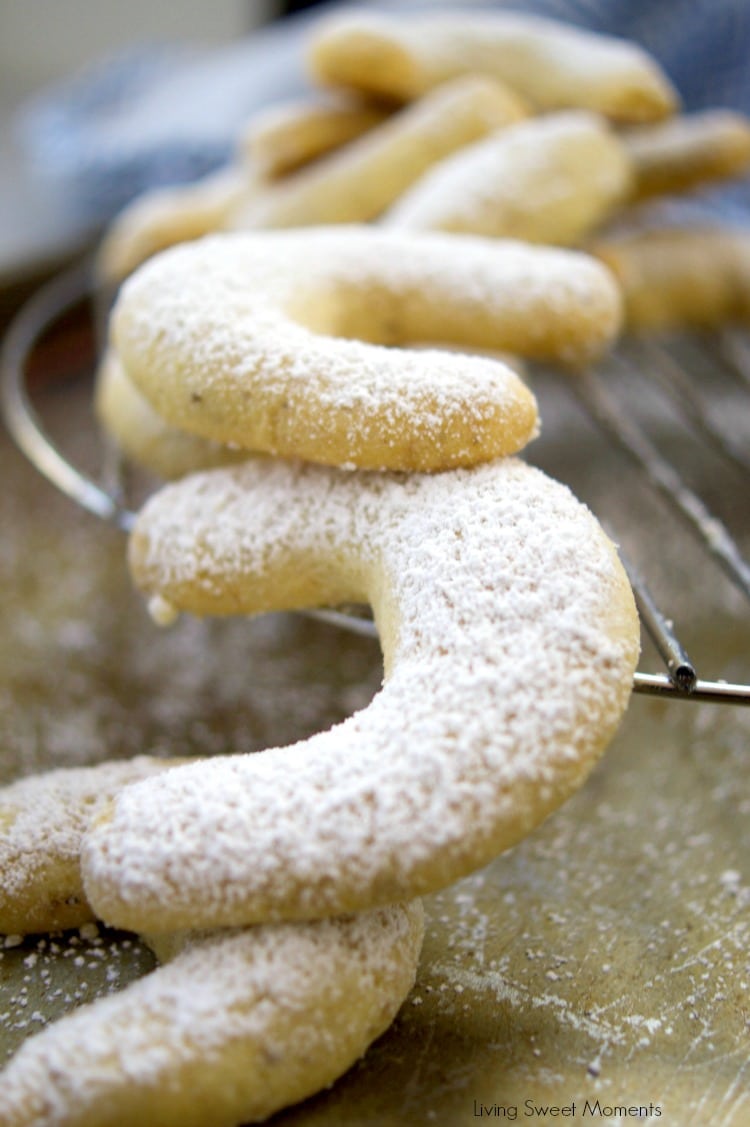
[0,277,748,1125]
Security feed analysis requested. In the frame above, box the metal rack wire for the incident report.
[2,262,749,705]
[567,366,749,704]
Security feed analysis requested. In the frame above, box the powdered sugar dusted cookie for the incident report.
[308,10,678,122]
[82,456,639,934]
[0,757,183,935]
[226,75,527,229]
[385,110,633,244]
[593,225,750,331]
[111,228,624,473]
[97,166,255,285]
[0,902,423,1127]
[621,109,750,202]
[238,93,392,178]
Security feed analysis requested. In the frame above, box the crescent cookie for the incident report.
[97,90,388,284]
[226,75,527,230]
[621,108,750,202]
[96,348,527,482]
[308,10,678,123]
[593,226,750,332]
[96,166,255,285]
[81,457,639,934]
[111,228,623,473]
[238,94,391,178]
[385,110,633,245]
[0,903,423,1127]
[0,757,184,936]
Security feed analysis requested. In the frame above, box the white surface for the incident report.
[0,0,279,281]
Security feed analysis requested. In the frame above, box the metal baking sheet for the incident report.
[1,357,748,1125]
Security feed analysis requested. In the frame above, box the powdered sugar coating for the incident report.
[83,457,639,933]
[386,111,633,245]
[0,901,423,1127]
[111,228,622,472]
[0,758,180,936]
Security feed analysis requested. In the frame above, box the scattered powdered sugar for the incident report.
[0,902,423,1126]
[0,923,159,1095]
[83,456,639,933]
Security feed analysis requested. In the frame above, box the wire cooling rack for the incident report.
[2,260,749,705]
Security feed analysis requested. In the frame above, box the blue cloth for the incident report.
[508,0,750,113]
[500,0,750,221]
[16,0,750,224]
